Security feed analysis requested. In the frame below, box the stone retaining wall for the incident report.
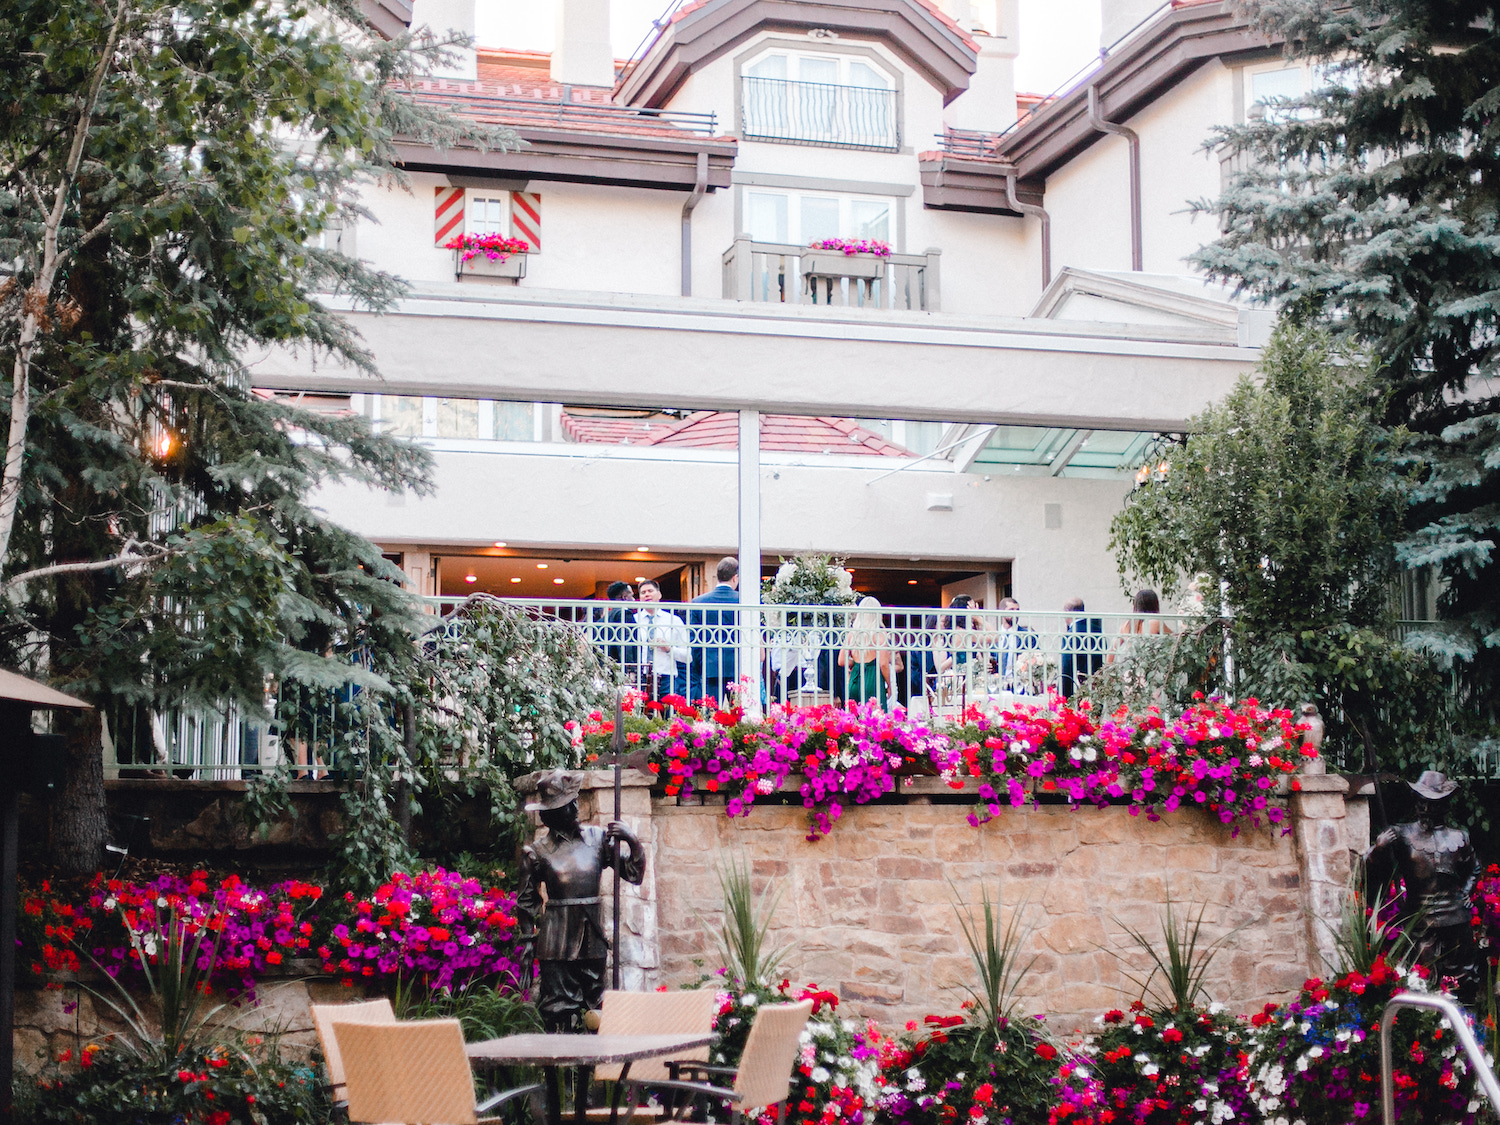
[626,774,1364,1030]
[14,772,1364,1060]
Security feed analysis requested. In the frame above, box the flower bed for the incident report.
[22,867,525,1001]
[577,695,1313,841]
[445,232,530,262]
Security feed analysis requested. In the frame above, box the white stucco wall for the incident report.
[1043,60,1233,280]
[313,443,1135,613]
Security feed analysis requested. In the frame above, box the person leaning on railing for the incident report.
[839,596,897,708]
[1107,588,1173,663]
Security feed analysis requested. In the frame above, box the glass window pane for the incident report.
[748,192,789,243]
[748,53,787,79]
[435,398,479,439]
[851,200,889,242]
[801,196,840,243]
[798,56,838,84]
[380,395,424,438]
[1250,67,1303,105]
[847,61,888,88]
[493,401,534,441]
[469,195,507,236]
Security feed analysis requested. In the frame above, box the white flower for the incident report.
[810,1067,831,1083]
[904,1069,925,1092]
[1406,972,1427,992]
[1141,1063,1160,1077]
[742,994,759,1006]
[756,778,775,795]
[1083,747,1097,762]
[157,896,168,908]
[1307,1046,1323,1060]
[103,897,117,911]
[1194,1100,1208,1112]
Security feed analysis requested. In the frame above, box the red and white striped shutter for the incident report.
[510,191,541,251]
[434,186,464,246]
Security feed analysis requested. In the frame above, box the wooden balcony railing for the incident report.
[721,237,941,312]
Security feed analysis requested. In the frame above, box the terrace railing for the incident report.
[741,76,898,150]
[722,237,941,312]
[101,599,1482,781]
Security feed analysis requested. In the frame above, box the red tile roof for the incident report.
[560,413,687,444]
[561,410,911,456]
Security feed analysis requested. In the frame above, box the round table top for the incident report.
[466,1032,716,1067]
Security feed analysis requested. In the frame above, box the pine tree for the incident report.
[1193,0,1500,734]
[0,0,514,871]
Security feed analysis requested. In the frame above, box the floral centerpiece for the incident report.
[319,868,525,993]
[806,238,892,258]
[445,233,530,262]
[762,554,858,607]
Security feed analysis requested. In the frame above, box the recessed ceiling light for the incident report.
[536,563,548,569]
[464,574,477,583]
[553,577,565,584]
[494,541,507,548]
[637,546,651,552]
[510,577,522,583]
[635,576,646,582]
[847,567,855,572]
[908,579,918,585]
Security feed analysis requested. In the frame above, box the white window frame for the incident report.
[745,188,894,247]
[465,192,512,237]
[741,47,897,149]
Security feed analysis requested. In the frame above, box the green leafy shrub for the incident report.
[14,1040,330,1125]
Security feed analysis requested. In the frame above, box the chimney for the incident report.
[552,0,615,88]
[411,0,477,81]
[947,0,1019,133]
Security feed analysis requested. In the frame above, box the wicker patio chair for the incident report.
[586,989,720,1122]
[336,1017,541,1125]
[621,1000,813,1125]
[311,997,396,1106]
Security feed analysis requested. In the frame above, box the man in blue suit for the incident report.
[689,556,740,704]
[1060,596,1104,699]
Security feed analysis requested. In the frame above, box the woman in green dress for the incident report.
[839,596,893,707]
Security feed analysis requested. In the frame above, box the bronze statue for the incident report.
[517,770,646,1032]
[1365,770,1483,1002]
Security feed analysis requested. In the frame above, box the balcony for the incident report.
[740,76,899,151]
[722,236,940,312]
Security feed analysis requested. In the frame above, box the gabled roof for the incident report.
[914,1,1272,213]
[617,0,978,109]
[562,409,912,456]
[1031,267,1273,346]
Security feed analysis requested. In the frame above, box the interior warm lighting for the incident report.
[847,568,855,572]
[635,576,646,582]
[153,431,175,458]
[510,577,521,583]
[553,577,564,584]
[908,579,918,584]
[536,563,548,569]
[494,541,507,548]
[1158,460,1171,475]
[637,547,651,553]
[1136,465,1150,484]
[464,574,477,583]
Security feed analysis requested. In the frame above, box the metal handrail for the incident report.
[1380,992,1500,1125]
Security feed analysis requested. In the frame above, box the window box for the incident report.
[455,250,527,280]
[802,252,886,280]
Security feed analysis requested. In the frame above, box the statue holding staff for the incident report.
[1364,770,1483,1003]
[517,770,646,1032]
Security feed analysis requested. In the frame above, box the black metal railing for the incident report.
[741,76,898,150]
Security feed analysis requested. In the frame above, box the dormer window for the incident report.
[741,49,898,150]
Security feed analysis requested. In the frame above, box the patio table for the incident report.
[467,1032,716,1125]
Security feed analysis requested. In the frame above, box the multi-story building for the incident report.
[259,0,1288,613]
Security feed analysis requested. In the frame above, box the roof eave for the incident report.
[997,1,1275,181]
[394,133,737,191]
[618,0,978,110]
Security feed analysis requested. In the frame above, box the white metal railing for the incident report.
[1380,992,1500,1124]
[722,236,941,312]
[423,596,1190,715]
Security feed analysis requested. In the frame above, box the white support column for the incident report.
[738,409,762,715]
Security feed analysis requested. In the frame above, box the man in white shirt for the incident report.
[635,579,689,702]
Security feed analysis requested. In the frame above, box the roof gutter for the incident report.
[681,150,709,297]
[1004,169,1051,288]
[1086,85,1142,271]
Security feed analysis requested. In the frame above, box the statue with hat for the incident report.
[516,769,646,1032]
[1364,769,1483,1002]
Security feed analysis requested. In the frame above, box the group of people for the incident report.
[596,563,1170,710]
